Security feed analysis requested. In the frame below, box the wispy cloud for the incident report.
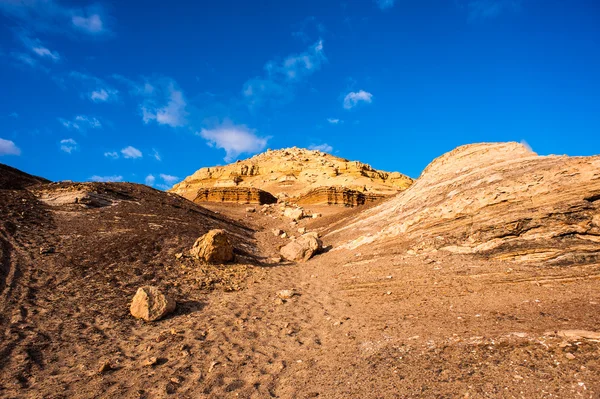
[466,0,523,21]
[59,138,77,153]
[159,174,179,185]
[58,115,102,131]
[327,118,341,124]
[17,33,60,61]
[121,146,142,159]
[9,51,50,72]
[9,112,19,118]
[374,0,395,10]
[343,90,373,109]
[0,1,112,36]
[141,80,188,128]
[199,122,269,162]
[309,143,333,153]
[145,174,155,186]
[69,71,119,103]
[90,175,123,182]
[151,149,161,161]
[243,40,326,108]
[0,138,21,156]
[104,151,119,159]
[292,16,326,44]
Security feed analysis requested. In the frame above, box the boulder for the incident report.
[130,286,176,321]
[190,229,234,264]
[284,207,304,221]
[280,233,322,262]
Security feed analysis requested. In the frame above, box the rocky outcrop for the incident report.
[190,229,234,264]
[332,142,600,265]
[193,187,277,205]
[280,233,323,262]
[296,186,388,207]
[170,147,413,201]
[130,286,176,321]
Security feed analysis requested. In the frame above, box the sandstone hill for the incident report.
[169,147,413,205]
[329,142,600,265]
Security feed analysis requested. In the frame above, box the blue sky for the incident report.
[1,0,599,187]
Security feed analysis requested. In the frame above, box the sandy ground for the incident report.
[1,186,600,398]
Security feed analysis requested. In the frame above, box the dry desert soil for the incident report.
[1,144,600,399]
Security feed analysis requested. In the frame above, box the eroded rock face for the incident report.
[169,147,413,201]
[193,187,277,205]
[296,186,388,207]
[190,229,234,264]
[333,142,600,265]
[130,286,176,321]
[280,234,323,262]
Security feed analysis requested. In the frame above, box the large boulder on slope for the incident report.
[280,234,322,262]
[190,229,234,264]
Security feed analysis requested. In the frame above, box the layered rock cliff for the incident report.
[170,147,413,202]
[295,186,387,207]
[193,187,277,205]
[330,142,600,265]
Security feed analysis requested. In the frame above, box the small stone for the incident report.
[246,207,255,213]
[298,227,306,234]
[98,360,112,374]
[565,353,576,360]
[312,213,321,219]
[277,290,296,300]
[175,252,183,260]
[143,357,158,367]
[272,228,283,236]
[281,232,287,238]
[39,246,55,255]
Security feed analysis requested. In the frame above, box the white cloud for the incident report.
[58,115,102,131]
[60,138,77,154]
[90,89,109,102]
[309,143,333,153]
[0,1,112,36]
[90,175,123,182]
[243,40,326,108]
[121,146,142,159]
[199,122,269,162]
[151,149,161,161]
[18,34,60,61]
[9,112,19,118]
[375,0,395,10]
[32,46,60,61]
[141,82,188,128]
[69,71,118,103]
[72,13,104,34]
[104,151,119,159]
[145,174,155,186]
[0,138,21,156]
[159,174,179,185]
[343,90,373,109]
[327,118,341,124]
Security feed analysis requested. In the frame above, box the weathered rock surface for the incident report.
[193,187,277,205]
[190,229,234,264]
[130,286,176,321]
[283,207,304,221]
[332,142,600,265]
[280,234,323,262]
[170,147,413,201]
[296,186,388,207]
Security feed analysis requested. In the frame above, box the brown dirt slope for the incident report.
[0,163,49,190]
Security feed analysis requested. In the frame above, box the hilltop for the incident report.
[169,147,413,203]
